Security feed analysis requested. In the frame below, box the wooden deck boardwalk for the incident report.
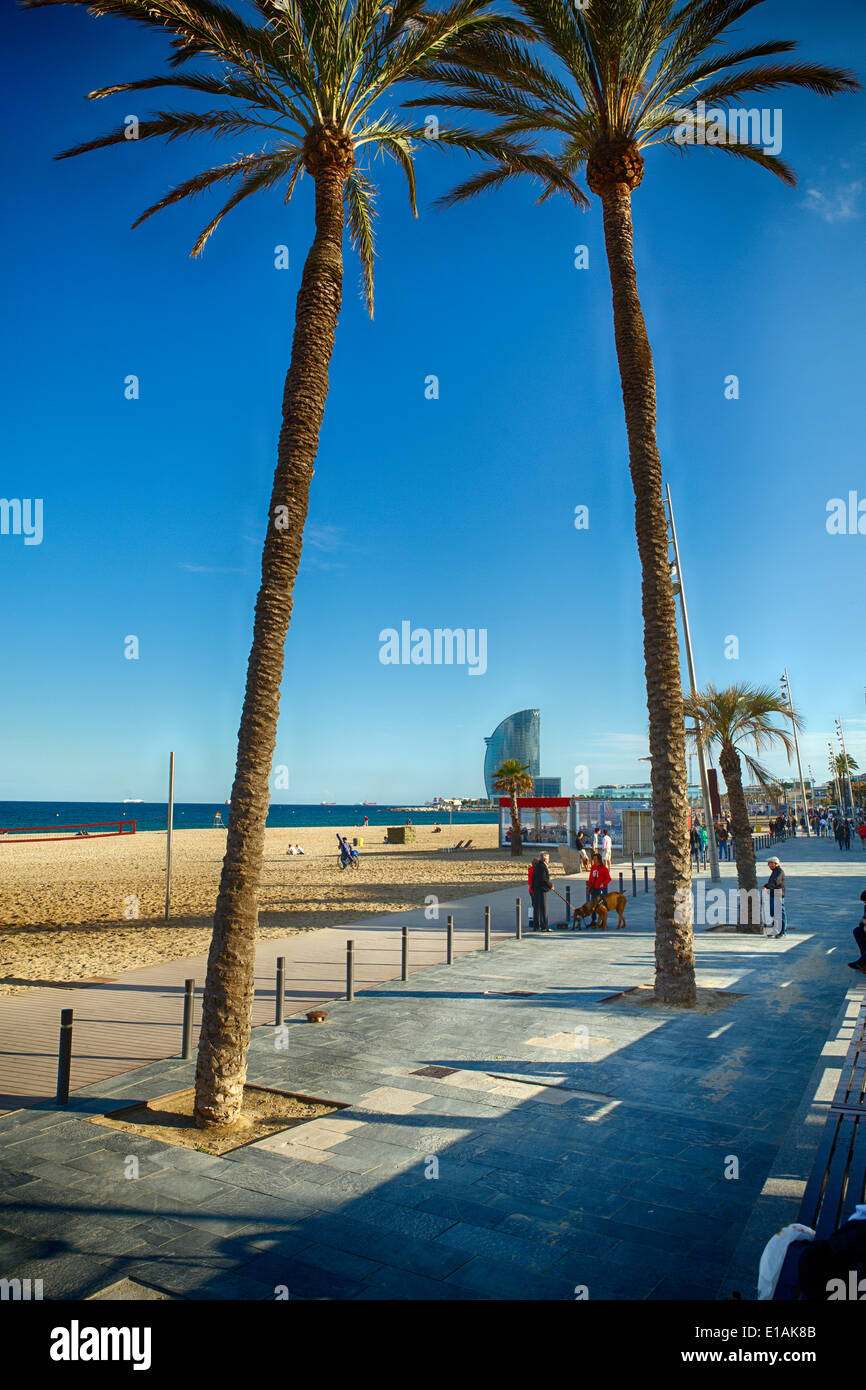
[0,891,522,1114]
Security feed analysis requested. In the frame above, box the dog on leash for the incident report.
[573,891,627,930]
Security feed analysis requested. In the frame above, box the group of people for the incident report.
[830,816,866,851]
[529,846,613,930]
[285,842,305,855]
[575,826,612,868]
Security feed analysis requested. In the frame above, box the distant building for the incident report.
[483,708,559,800]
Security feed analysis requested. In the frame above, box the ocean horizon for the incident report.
[0,801,498,835]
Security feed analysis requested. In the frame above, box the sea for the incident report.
[0,802,497,835]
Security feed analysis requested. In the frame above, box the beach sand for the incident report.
[0,822,527,995]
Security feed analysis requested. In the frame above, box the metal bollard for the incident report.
[182,978,195,1058]
[346,940,354,1002]
[401,925,408,981]
[56,1008,73,1105]
[447,915,454,964]
[644,866,649,893]
[618,872,624,894]
[565,885,571,921]
[516,897,522,939]
[484,905,491,951]
[632,866,637,897]
[275,958,285,1027]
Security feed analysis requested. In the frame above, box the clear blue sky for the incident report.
[2,0,864,804]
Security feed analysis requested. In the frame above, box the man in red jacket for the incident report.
[586,853,611,927]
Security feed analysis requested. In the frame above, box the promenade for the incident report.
[0,834,863,1300]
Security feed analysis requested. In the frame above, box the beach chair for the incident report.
[441,839,465,853]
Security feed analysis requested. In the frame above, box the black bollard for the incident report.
[632,866,637,897]
[346,940,354,1002]
[644,866,649,893]
[565,884,571,922]
[56,1008,73,1105]
[618,872,624,895]
[516,897,522,939]
[484,905,491,951]
[275,958,285,1027]
[401,925,408,981]
[447,914,454,964]
[182,978,195,1058]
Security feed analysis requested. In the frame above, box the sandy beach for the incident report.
[0,821,527,995]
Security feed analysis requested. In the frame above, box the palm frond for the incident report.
[343,169,377,316]
[189,150,301,255]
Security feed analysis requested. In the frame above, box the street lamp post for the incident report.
[835,717,856,818]
[780,669,811,836]
[828,741,843,812]
[665,484,720,883]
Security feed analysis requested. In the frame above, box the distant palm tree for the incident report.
[491,759,534,857]
[684,684,800,931]
[406,0,858,999]
[834,752,859,776]
[27,0,564,1129]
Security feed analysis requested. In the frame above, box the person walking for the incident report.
[763,857,787,936]
[717,823,729,861]
[591,827,599,856]
[846,891,866,974]
[858,821,866,851]
[844,819,852,851]
[586,852,611,928]
[601,828,612,869]
[690,824,702,871]
[699,822,709,867]
[530,851,552,932]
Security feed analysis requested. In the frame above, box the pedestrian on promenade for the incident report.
[690,824,702,871]
[835,819,846,852]
[586,852,611,927]
[591,827,599,855]
[699,822,709,866]
[763,857,787,936]
[531,851,552,932]
[859,821,866,851]
[844,819,852,851]
[846,891,866,975]
[601,828,612,869]
[717,823,729,861]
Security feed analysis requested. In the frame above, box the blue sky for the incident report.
[2,0,865,804]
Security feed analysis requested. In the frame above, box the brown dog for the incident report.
[573,892,627,930]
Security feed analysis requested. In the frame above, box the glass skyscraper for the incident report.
[484,708,540,799]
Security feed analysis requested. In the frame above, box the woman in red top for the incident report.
[586,853,611,927]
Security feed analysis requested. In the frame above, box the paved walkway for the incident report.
[0,835,863,1300]
[0,888,526,1114]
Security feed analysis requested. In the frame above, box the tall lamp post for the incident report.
[828,742,843,812]
[835,717,856,818]
[780,670,811,835]
[665,484,720,882]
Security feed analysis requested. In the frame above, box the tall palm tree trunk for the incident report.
[194,168,345,1128]
[599,183,696,1006]
[510,792,522,856]
[718,742,760,930]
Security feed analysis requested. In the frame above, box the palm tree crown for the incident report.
[490,758,534,795]
[684,682,800,788]
[405,0,859,203]
[25,0,563,312]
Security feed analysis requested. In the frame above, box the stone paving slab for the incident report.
[0,836,863,1299]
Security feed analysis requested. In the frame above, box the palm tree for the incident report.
[684,684,800,930]
[27,0,567,1129]
[404,0,858,1001]
[834,752,859,777]
[490,759,534,856]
